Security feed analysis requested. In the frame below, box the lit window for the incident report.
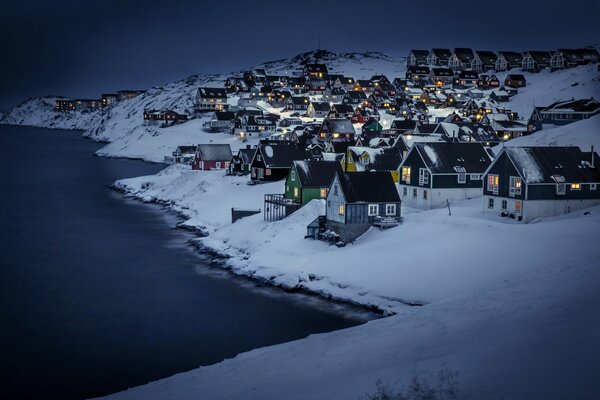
[338,205,345,215]
[487,174,499,194]
[368,204,379,216]
[401,166,411,183]
[294,187,299,197]
[320,188,327,198]
[570,183,581,190]
[509,176,522,196]
[515,201,522,214]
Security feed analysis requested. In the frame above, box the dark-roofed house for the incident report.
[343,90,368,107]
[448,48,475,71]
[472,51,498,72]
[529,98,600,130]
[477,74,500,89]
[428,49,452,66]
[429,67,454,86]
[204,111,235,132]
[408,50,430,66]
[315,171,401,242]
[398,142,492,209]
[405,66,431,83]
[330,103,355,118]
[191,144,233,171]
[454,70,479,88]
[287,96,310,111]
[250,143,312,181]
[285,160,343,206]
[495,51,523,71]
[387,119,418,136]
[307,101,331,118]
[196,87,228,111]
[303,63,328,78]
[323,87,346,103]
[483,146,600,222]
[305,78,327,95]
[522,51,552,72]
[164,145,197,164]
[435,122,500,145]
[319,118,356,142]
[229,145,256,175]
[504,74,526,88]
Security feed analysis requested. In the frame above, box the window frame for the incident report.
[419,168,429,186]
[487,174,499,194]
[338,204,345,215]
[570,183,581,191]
[401,166,411,184]
[412,188,417,198]
[488,198,494,209]
[368,204,379,216]
[385,204,396,216]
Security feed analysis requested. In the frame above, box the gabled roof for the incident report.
[309,101,331,112]
[345,90,368,100]
[177,146,197,155]
[431,67,453,76]
[407,66,430,75]
[290,96,310,105]
[214,111,235,121]
[196,144,233,161]
[539,98,600,114]
[475,51,498,64]
[431,48,452,59]
[335,171,400,203]
[357,79,374,88]
[453,48,474,62]
[498,51,523,64]
[390,119,417,131]
[198,87,227,99]
[414,123,438,134]
[304,63,328,73]
[257,144,312,168]
[409,50,429,60]
[458,70,479,79]
[332,104,354,113]
[525,51,552,64]
[237,147,256,164]
[370,148,403,171]
[293,160,342,188]
[413,142,492,174]
[502,146,600,184]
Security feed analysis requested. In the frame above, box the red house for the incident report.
[191,144,233,171]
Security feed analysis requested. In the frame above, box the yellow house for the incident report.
[343,146,400,183]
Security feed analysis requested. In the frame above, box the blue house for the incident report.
[307,171,401,242]
[529,98,600,131]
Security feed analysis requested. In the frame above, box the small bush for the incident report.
[361,369,459,400]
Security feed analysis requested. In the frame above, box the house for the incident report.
[284,160,343,206]
[330,103,354,118]
[522,51,552,72]
[101,93,118,108]
[448,48,475,71]
[471,51,498,72]
[191,144,233,171]
[143,109,188,126]
[360,119,383,140]
[429,67,454,86]
[305,78,327,95]
[427,48,452,66]
[312,171,401,242]
[319,118,356,142]
[387,119,418,136]
[529,98,600,130]
[481,113,528,140]
[279,117,303,127]
[483,146,600,222]
[287,96,310,111]
[504,74,526,88]
[351,107,380,124]
[287,77,307,94]
[229,145,256,175]
[405,66,430,83]
[434,122,500,145]
[334,76,356,91]
[74,99,102,111]
[203,111,235,132]
[164,145,197,164]
[196,87,228,111]
[269,89,292,107]
[225,76,250,93]
[343,90,368,106]
[398,142,492,209]
[323,87,346,103]
[489,88,510,103]
[477,74,500,89]
[307,101,331,118]
[303,63,328,78]
[408,50,430,66]
[373,82,397,98]
[117,90,145,100]
[238,115,277,139]
[495,51,523,71]
[250,142,312,181]
[55,99,76,112]
[454,70,479,88]
[355,79,375,93]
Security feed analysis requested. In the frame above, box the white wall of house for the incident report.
[483,196,600,222]
[326,176,347,223]
[399,185,483,209]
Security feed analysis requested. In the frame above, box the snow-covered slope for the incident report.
[97,223,600,399]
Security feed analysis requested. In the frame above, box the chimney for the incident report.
[246,144,251,149]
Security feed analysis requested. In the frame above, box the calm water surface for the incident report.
[0,125,374,399]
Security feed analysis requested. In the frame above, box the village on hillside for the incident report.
[55,47,600,244]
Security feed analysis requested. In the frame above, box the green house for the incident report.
[284,160,343,205]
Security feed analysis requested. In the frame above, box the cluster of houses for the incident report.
[54,90,146,112]
[407,47,600,73]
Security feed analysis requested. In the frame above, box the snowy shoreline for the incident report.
[111,182,420,315]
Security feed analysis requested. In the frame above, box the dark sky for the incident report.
[1,0,599,110]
